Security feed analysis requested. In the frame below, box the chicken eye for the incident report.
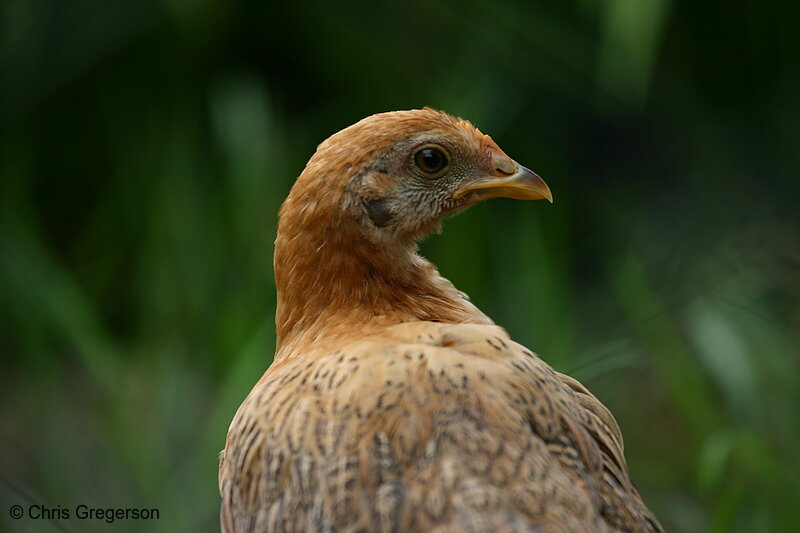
[414,147,448,175]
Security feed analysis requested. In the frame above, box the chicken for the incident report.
[219,108,663,533]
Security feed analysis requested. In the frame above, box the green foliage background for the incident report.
[1,1,799,532]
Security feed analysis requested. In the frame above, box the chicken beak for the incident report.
[453,165,553,203]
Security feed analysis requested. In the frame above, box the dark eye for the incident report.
[414,147,448,175]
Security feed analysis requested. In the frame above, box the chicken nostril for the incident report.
[494,159,516,175]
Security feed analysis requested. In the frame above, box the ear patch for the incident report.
[365,198,394,228]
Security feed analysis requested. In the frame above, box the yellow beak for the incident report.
[453,165,553,203]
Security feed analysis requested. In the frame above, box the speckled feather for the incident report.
[220,109,663,533]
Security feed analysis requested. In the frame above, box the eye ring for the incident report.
[413,146,449,176]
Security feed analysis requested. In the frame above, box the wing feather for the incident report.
[220,322,662,533]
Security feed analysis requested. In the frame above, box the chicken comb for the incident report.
[456,118,500,151]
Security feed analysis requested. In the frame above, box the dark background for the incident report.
[1,1,799,532]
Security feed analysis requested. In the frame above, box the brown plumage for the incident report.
[219,108,663,533]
